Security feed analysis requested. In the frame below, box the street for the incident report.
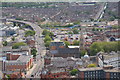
[7,19,46,78]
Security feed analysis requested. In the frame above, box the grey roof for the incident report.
[104,69,119,72]
[50,42,65,47]
[2,46,29,52]
[5,55,33,64]
[20,46,30,51]
[1,46,12,52]
[51,57,76,68]
[57,48,79,54]
[78,67,103,71]
[50,68,65,73]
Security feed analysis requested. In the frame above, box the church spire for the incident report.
[79,27,85,57]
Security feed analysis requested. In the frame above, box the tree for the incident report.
[20,24,30,29]
[88,64,96,68]
[109,16,115,21]
[90,41,119,56]
[31,48,37,57]
[42,29,49,36]
[73,40,79,45]
[73,21,80,25]
[68,32,73,34]
[81,50,87,56]
[42,29,54,37]
[73,29,79,34]
[16,17,23,20]
[112,25,120,29]
[90,42,102,56]
[24,30,35,37]
[44,35,52,43]
[12,42,27,49]
[45,41,51,47]
[3,41,8,46]
[11,37,15,41]
[6,74,10,78]
[70,69,78,76]
[49,32,54,37]
[13,22,16,26]
[64,41,70,47]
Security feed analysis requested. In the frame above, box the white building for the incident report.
[97,51,120,69]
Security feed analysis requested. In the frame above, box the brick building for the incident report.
[105,69,120,80]
[49,41,80,58]
[3,53,33,73]
[41,67,69,79]
[44,57,51,65]
[27,39,35,48]
[2,46,31,56]
[49,41,65,50]
[78,67,120,80]
[79,67,105,80]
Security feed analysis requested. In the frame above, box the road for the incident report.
[94,2,108,21]
[7,19,46,78]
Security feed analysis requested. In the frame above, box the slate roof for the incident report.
[50,42,65,47]
[57,48,80,54]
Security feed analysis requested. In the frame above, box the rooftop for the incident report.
[79,67,103,71]
[103,51,120,63]
[104,69,119,72]
[5,55,33,64]
[1,46,30,54]
[57,48,79,54]
[50,41,65,47]
[68,46,79,48]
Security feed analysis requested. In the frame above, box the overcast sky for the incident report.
[1,0,120,2]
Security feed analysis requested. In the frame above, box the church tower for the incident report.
[79,27,85,58]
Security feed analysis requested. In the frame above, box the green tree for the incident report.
[64,41,70,47]
[109,16,115,21]
[73,40,79,45]
[81,50,87,56]
[16,17,23,20]
[6,74,10,78]
[13,22,16,26]
[12,42,27,49]
[42,29,54,37]
[70,69,78,76]
[88,64,96,68]
[31,48,37,57]
[73,21,80,25]
[68,32,73,34]
[49,32,54,37]
[112,25,120,29]
[73,29,79,34]
[45,41,51,47]
[3,41,8,46]
[90,42,102,56]
[44,35,52,43]
[11,37,15,41]
[90,41,119,56]
[24,30,35,37]
[42,29,49,35]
